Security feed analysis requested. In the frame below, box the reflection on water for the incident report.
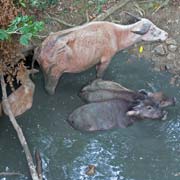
[63,139,123,180]
[161,115,180,153]
[0,52,180,180]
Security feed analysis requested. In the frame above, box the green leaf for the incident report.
[33,21,44,32]
[20,33,32,46]
[1,15,44,43]
[0,29,9,40]
[19,25,31,34]
[19,0,26,8]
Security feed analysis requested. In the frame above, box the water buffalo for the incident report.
[36,13,168,95]
[67,98,167,132]
[79,79,176,108]
[67,80,175,132]
[0,69,36,117]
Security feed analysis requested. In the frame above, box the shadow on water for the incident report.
[0,52,180,180]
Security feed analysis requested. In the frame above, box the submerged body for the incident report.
[80,79,176,108]
[80,88,144,103]
[81,79,131,92]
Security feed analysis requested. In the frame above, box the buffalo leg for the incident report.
[96,61,110,78]
[44,65,64,95]
[45,74,62,95]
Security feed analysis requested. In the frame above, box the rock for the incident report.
[86,165,96,176]
[151,55,159,61]
[170,75,180,86]
[153,62,162,71]
[163,64,174,71]
[168,44,177,52]
[170,76,177,85]
[88,1,94,5]
[174,59,180,67]
[154,66,161,72]
[166,38,177,45]
[153,44,167,56]
[167,53,176,60]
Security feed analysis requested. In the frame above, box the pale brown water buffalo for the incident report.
[0,70,36,117]
[36,13,168,95]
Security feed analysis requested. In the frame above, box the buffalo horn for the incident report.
[131,23,151,35]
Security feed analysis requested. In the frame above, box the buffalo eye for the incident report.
[147,106,153,110]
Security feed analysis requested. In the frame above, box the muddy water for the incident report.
[0,52,180,180]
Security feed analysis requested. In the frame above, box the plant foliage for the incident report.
[29,0,58,9]
[0,15,44,45]
[0,0,44,90]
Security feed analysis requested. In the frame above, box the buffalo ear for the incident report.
[126,110,140,116]
[138,89,148,95]
[131,22,151,35]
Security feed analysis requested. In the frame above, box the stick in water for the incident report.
[35,150,43,180]
[0,75,39,180]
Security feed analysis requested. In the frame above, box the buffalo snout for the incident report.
[44,74,58,95]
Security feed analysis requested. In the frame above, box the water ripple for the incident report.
[62,139,126,180]
[160,115,180,153]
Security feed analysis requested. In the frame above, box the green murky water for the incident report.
[0,52,180,180]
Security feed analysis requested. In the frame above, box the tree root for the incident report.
[0,74,39,180]
[92,0,131,21]
[45,12,76,27]
[152,0,170,14]
[44,0,131,31]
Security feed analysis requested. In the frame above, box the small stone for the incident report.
[88,1,94,5]
[167,53,176,60]
[163,64,173,71]
[86,165,96,176]
[153,44,166,56]
[168,44,177,52]
[119,176,124,179]
[151,55,158,61]
[153,66,161,72]
[166,38,177,45]
[170,76,177,86]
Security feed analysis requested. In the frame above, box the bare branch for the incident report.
[45,12,76,27]
[35,150,43,180]
[92,0,131,21]
[0,74,39,180]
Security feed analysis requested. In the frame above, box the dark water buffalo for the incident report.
[81,79,131,92]
[68,99,167,132]
[67,80,175,132]
[80,79,176,108]
[80,88,145,104]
